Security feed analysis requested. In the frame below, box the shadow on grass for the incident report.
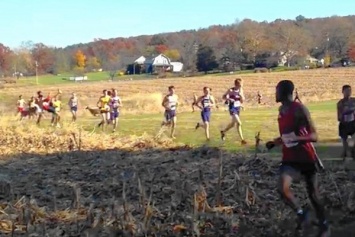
[0,145,354,236]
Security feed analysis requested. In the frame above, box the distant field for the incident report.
[1,67,353,114]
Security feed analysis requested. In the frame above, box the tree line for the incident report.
[1,15,355,77]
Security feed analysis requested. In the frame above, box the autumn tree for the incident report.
[235,19,272,63]
[324,17,355,59]
[74,50,86,68]
[196,45,218,72]
[269,20,311,66]
[31,43,55,74]
[348,43,355,61]
[86,57,101,71]
[155,44,169,54]
[53,50,70,74]
[149,35,166,46]
[164,49,180,61]
[0,43,13,76]
[106,56,123,80]
[177,35,199,71]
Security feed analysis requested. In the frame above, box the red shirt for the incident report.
[278,102,316,163]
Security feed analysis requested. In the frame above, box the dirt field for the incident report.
[2,67,354,114]
[0,68,355,236]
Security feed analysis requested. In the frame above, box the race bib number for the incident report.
[281,132,299,148]
[344,113,355,122]
[233,101,241,107]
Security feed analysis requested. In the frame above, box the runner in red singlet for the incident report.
[267,80,329,236]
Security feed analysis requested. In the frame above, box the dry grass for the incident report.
[2,67,354,114]
[0,68,354,236]
[0,121,353,236]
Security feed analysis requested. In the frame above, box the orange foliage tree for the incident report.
[74,50,86,68]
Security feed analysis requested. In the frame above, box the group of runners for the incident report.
[161,78,247,142]
[16,88,122,132]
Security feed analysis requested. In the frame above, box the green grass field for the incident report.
[69,99,341,158]
[16,71,149,86]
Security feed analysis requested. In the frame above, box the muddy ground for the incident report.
[0,143,354,237]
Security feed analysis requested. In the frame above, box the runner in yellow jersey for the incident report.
[51,96,62,128]
[97,89,111,131]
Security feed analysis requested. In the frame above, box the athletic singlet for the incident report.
[166,94,178,111]
[17,99,25,108]
[110,96,120,111]
[99,95,111,111]
[53,100,61,112]
[278,101,316,163]
[339,99,355,122]
[228,88,242,109]
[201,95,211,111]
[69,97,78,107]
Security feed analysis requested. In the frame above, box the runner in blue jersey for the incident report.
[195,87,216,141]
[220,78,247,145]
[161,86,179,139]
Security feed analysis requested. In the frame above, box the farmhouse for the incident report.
[133,54,183,73]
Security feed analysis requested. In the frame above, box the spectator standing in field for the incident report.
[161,86,179,139]
[220,78,247,145]
[337,85,355,160]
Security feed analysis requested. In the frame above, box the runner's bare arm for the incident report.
[175,95,179,110]
[295,104,318,142]
[117,97,123,107]
[239,87,245,103]
[210,95,216,108]
[222,89,231,100]
[336,100,343,122]
[195,96,203,110]
[162,96,169,110]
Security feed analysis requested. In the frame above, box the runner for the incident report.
[161,86,179,139]
[28,96,39,120]
[36,90,62,125]
[194,87,216,141]
[16,95,26,116]
[51,96,62,128]
[337,84,355,160]
[220,78,247,145]
[294,88,302,103]
[110,89,122,132]
[267,79,329,236]
[68,92,79,122]
[96,89,111,131]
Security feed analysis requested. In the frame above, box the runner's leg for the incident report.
[171,115,177,139]
[278,165,302,212]
[305,172,329,235]
[235,114,246,144]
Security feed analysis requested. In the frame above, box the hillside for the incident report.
[1,15,355,78]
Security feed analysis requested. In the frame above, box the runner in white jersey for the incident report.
[161,85,179,139]
[195,87,216,141]
[68,92,79,122]
[110,89,122,132]
[220,78,247,145]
